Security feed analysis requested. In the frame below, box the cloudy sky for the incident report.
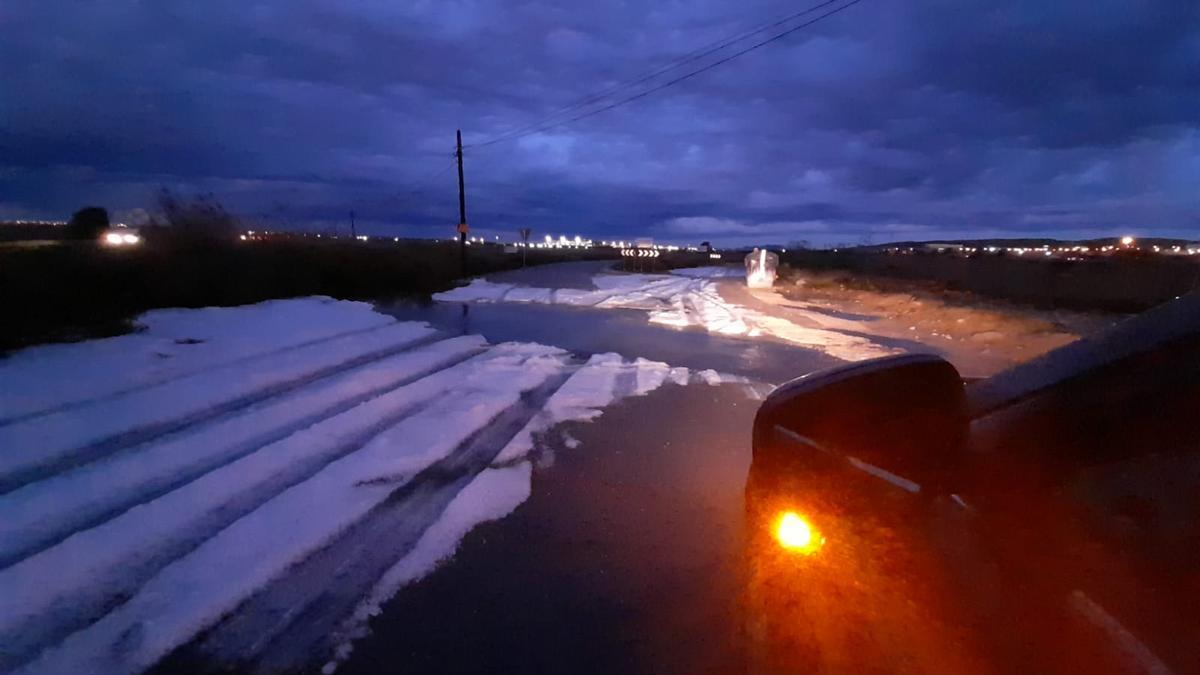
[2,0,1198,245]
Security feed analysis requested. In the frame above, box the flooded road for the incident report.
[6,263,1187,674]
[339,382,756,675]
[382,299,839,385]
[344,263,985,674]
[343,263,950,674]
[344,264,801,673]
[341,263,1187,674]
[379,260,843,384]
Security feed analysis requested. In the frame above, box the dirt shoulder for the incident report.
[719,269,1124,378]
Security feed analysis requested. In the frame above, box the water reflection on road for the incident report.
[381,299,841,385]
[348,265,1197,675]
[340,379,753,674]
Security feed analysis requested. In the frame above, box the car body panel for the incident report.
[748,292,1200,673]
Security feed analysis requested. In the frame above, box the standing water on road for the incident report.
[382,261,917,383]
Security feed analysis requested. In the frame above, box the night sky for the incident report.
[2,1,1198,246]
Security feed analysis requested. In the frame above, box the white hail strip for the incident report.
[1069,590,1172,675]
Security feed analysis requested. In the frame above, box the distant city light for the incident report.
[181,229,1200,260]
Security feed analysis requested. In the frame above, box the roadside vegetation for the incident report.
[0,195,616,353]
[0,238,616,353]
[778,248,1200,313]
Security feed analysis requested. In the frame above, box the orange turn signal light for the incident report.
[775,511,824,555]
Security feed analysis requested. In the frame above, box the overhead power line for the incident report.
[470,0,847,149]
[392,156,457,204]
[466,0,866,149]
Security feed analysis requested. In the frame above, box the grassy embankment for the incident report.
[778,249,1200,313]
[0,239,616,353]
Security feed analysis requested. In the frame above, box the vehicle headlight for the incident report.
[104,232,124,245]
[121,233,140,244]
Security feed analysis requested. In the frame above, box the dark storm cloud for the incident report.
[1,0,1197,244]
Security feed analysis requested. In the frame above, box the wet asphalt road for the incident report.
[357,262,1018,675]
[382,261,841,385]
[15,262,1192,674]
[339,382,756,675]
[353,263,1178,675]
[349,263,808,673]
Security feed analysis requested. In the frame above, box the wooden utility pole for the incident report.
[350,210,356,239]
[519,228,531,267]
[455,129,468,276]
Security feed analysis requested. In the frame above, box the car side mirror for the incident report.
[752,354,968,494]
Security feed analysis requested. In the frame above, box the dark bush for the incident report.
[66,207,109,240]
[156,189,238,243]
[0,239,618,352]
